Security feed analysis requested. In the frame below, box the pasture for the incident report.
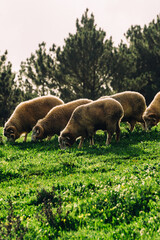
[0,125,160,239]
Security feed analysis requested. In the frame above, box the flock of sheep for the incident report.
[3,91,160,149]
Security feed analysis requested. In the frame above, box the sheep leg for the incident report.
[106,132,112,145]
[23,133,28,142]
[129,120,136,132]
[115,124,120,141]
[78,137,84,149]
[89,136,94,145]
[140,119,146,130]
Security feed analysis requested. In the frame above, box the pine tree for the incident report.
[109,41,142,92]
[0,51,22,125]
[125,15,160,104]
[19,42,58,96]
[56,9,113,101]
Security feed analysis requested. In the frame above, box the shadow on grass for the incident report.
[4,128,160,159]
[66,128,160,159]
[6,135,60,151]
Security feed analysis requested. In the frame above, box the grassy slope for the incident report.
[0,125,160,239]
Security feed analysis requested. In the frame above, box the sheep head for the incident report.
[3,125,19,142]
[58,132,75,149]
[143,113,158,130]
[31,125,44,141]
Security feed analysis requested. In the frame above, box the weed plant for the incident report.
[0,124,160,239]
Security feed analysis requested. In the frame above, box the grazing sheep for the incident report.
[4,95,64,142]
[143,92,160,129]
[100,91,146,131]
[58,98,124,149]
[31,98,92,142]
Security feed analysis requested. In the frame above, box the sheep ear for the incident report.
[35,125,44,138]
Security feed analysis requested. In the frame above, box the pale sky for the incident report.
[0,0,160,72]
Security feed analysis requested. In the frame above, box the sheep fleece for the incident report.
[31,98,92,141]
[59,98,124,148]
[100,91,146,131]
[143,91,160,129]
[4,95,64,141]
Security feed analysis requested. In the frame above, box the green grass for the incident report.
[0,124,160,239]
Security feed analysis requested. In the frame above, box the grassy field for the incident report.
[0,124,160,240]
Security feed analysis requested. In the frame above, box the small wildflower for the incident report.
[140,228,145,236]
[85,213,91,217]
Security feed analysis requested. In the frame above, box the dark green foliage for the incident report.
[36,187,80,238]
[105,15,160,104]
[109,42,141,92]
[0,199,28,240]
[18,42,58,97]
[56,9,113,101]
[0,51,22,125]
[125,15,160,104]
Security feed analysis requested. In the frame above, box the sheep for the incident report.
[58,98,124,149]
[4,95,64,142]
[100,91,146,131]
[143,92,160,130]
[31,98,92,142]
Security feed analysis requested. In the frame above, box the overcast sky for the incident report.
[0,0,160,72]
